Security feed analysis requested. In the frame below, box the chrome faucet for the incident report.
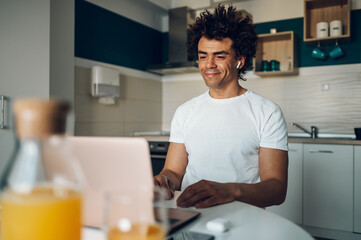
[291,122,318,139]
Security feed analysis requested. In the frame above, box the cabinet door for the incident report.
[267,143,303,224]
[355,146,361,233]
[303,144,353,232]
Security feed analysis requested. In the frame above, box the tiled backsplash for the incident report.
[162,64,361,134]
[75,64,361,137]
[74,66,162,136]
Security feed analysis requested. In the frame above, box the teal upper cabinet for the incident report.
[74,0,165,72]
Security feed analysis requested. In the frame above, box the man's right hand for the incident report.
[153,174,176,200]
[152,142,188,200]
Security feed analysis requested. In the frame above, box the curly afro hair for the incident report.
[187,4,258,80]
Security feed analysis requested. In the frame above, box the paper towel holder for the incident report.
[91,66,120,105]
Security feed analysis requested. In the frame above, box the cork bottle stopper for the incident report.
[14,99,70,138]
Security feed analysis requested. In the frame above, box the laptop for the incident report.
[68,136,199,233]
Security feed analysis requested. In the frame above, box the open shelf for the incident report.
[253,31,298,77]
[304,0,350,43]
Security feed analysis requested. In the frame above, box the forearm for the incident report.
[232,178,287,208]
[177,149,288,209]
[157,142,188,191]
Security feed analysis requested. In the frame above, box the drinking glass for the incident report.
[103,186,169,240]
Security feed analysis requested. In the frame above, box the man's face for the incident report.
[197,36,240,89]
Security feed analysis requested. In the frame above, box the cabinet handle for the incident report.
[308,150,334,154]
[0,95,5,129]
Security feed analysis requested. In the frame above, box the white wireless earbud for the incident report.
[236,61,241,69]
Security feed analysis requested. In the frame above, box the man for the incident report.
[154,5,288,208]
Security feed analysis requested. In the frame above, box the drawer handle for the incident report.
[151,154,167,159]
[308,150,334,154]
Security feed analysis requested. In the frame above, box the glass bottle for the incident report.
[0,99,84,240]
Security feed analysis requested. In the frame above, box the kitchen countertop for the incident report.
[136,135,361,145]
[137,135,170,142]
[288,137,361,145]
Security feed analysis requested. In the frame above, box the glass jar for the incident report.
[0,99,84,240]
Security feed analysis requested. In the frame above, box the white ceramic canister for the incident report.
[316,22,328,38]
[270,28,277,34]
[330,20,342,37]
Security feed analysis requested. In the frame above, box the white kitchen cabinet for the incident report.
[303,144,353,232]
[0,1,75,176]
[355,146,361,233]
[267,143,303,224]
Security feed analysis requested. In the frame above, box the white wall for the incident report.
[232,0,303,23]
[86,0,168,32]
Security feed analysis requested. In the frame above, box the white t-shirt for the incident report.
[169,90,288,191]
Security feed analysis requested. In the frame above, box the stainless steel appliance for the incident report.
[149,141,170,176]
[147,7,198,75]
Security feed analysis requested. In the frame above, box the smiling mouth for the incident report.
[204,72,220,77]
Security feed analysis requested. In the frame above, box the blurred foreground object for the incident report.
[0,99,84,240]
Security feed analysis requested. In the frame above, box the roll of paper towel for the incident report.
[99,96,115,105]
[330,20,342,37]
[316,22,328,38]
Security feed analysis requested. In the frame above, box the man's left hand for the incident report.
[176,180,238,208]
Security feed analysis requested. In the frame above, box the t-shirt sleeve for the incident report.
[260,106,288,151]
[169,106,185,143]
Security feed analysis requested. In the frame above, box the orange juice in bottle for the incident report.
[0,99,84,240]
[1,186,82,240]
